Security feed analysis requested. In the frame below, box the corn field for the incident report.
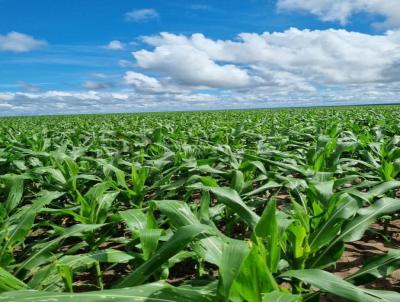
[1,107,400,302]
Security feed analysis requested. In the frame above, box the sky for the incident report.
[0,0,400,116]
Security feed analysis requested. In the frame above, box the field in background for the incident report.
[1,106,400,301]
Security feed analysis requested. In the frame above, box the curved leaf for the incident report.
[0,282,216,302]
[283,269,399,302]
[114,224,214,288]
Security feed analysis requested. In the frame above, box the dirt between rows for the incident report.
[320,219,400,301]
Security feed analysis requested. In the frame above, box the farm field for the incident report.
[1,106,400,301]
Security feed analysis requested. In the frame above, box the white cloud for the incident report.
[0,32,47,52]
[277,0,400,28]
[104,40,124,50]
[82,81,113,90]
[123,71,164,92]
[123,71,189,93]
[125,9,159,22]
[135,29,400,88]
[1,84,399,116]
[0,90,223,116]
[134,44,262,88]
[0,93,14,102]
[2,28,400,116]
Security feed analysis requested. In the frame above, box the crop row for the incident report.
[0,107,400,301]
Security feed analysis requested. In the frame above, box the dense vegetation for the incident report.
[1,106,400,301]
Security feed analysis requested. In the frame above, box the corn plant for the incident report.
[0,106,400,301]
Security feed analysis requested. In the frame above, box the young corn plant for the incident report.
[0,107,400,301]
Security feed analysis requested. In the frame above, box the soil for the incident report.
[320,219,400,301]
[336,219,400,284]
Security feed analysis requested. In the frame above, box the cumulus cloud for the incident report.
[123,71,189,93]
[82,81,113,90]
[135,29,400,88]
[123,71,164,92]
[0,31,47,52]
[104,40,124,50]
[0,91,221,116]
[3,28,400,116]
[134,43,262,88]
[277,0,400,28]
[1,84,399,116]
[125,9,159,22]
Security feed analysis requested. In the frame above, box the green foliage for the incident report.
[1,106,400,301]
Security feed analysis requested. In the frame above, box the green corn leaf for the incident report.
[309,193,360,253]
[218,239,250,300]
[34,167,67,185]
[311,197,400,268]
[341,197,400,242]
[114,224,214,288]
[6,191,64,247]
[153,200,224,265]
[347,181,400,203]
[244,181,281,197]
[29,249,134,291]
[346,249,400,285]
[0,174,25,214]
[262,291,301,302]
[198,191,211,224]
[308,180,334,208]
[232,239,279,302]
[119,209,148,233]
[209,187,260,229]
[0,282,216,302]
[231,170,245,193]
[17,224,104,274]
[140,229,163,260]
[28,249,133,290]
[0,267,28,293]
[93,191,119,224]
[255,199,280,273]
[282,269,400,302]
[57,264,73,293]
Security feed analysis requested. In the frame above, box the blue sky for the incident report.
[1,0,400,115]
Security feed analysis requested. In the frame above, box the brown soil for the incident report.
[335,219,400,284]
[321,219,400,301]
